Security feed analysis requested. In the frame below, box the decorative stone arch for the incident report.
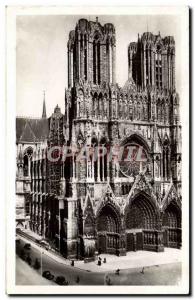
[96,201,122,254]
[23,146,33,157]
[96,203,121,233]
[162,200,181,229]
[96,202,121,233]
[121,132,151,154]
[119,133,152,178]
[125,191,160,230]
[95,183,121,217]
[161,199,181,248]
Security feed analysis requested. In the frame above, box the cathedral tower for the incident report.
[67,17,116,87]
[128,32,175,91]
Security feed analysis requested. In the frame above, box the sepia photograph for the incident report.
[6,5,189,295]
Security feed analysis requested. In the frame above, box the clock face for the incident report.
[119,143,149,177]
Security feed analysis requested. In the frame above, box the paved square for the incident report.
[75,248,181,272]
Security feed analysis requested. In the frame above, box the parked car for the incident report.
[33,258,41,270]
[15,237,20,245]
[26,255,32,266]
[39,240,51,250]
[42,270,54,280]
[23,243,31,250]
[20,249,26,260]
[55,276,69,285]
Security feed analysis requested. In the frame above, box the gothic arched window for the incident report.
[157,99,161,121]
[103,93,108,118]
[84,34,87,80]
[155,46,162,89]
[137,102,141,120]
[165,100,169,123]
[93,34,101,84]
[99,137,107,181]
[98,93,103,118]
[145,45,149,86]
[23,147,33,177]
[91,136,98,181]
[162,140,170,180]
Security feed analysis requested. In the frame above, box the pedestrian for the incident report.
[140,267,145,274]
[103,257,107,263]
[105,275,111,285]
[98,257,101,266]
[26,255,32,266]
[115,268,120,275]
[76,276,80,283]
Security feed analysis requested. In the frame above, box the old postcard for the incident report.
[6,5,189,295]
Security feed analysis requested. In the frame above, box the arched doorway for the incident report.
[162,202,181,248]
[125,194,159,251]
[97,204,120,254]
[126,194,157,230]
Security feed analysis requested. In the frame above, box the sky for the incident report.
[16,14,181,118]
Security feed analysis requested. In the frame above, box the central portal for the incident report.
[97,204,120,254]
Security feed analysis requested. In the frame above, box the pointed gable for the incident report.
[83,192,94,218]
[161,183,181,211]
[127,173,158,208]
[95,183,122,217]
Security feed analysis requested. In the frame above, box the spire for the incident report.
[146,16,149,33]
[42,90,47,118]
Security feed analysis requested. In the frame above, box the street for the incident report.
[16,236,181,286]
[16,256,56,285]
[16,237,104,285]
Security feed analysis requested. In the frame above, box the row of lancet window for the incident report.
[157,102,170,123]
[145,48,162,88]
[30,159,47,194]
[77,91,170,122]
[92,36,113,85]
[144,46,174,90]
[72,142,108,182]
[21,147,47,193]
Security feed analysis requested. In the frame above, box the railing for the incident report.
[143,230,164,252]
[163,227,181,248]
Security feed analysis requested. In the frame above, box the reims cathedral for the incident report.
[16,17,182,260]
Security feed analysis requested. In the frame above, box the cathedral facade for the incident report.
[16,17,182,260]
